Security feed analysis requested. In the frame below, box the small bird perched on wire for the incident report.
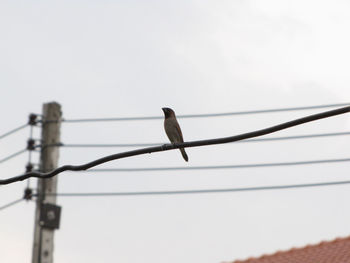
[162,107,189,162]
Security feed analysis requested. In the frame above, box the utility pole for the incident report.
[32,102,62,263]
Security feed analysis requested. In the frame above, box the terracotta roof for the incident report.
[227,236,350,263]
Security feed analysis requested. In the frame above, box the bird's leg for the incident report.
[161,143,176,151]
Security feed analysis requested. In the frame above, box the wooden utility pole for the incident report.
[32,102,62,263]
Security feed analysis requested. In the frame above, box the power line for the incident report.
[58,131,350,148]
[1,105,349,185]
[85,158,350,172]
[37,180,350,197]
[0,124,28,140]
[60,103,350,123]
[0,198,24,211]
[0,149,27,164]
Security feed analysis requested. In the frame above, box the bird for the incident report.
[162,107,189,162]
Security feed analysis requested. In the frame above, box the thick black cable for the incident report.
[36,180,350,197]
[58,131,350,148]
[60,103,350,123]
[0,149,27,164]
[0,198,24,211]
[83,158,350,172]
[0,124,28,140]
[1,106,350,185]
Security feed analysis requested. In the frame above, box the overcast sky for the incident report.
[1,1,350,263]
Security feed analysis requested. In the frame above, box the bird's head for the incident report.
[162,107,175,118]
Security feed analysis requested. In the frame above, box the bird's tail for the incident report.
[180,148,189,162]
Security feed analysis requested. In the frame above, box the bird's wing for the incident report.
[175,121,184,143]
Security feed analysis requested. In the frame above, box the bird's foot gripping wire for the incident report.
[161,143,176,151]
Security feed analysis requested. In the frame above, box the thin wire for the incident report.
[61,103,350,123]
[85,158,350,172]
[59,131,350,148]
[0,198,24,211]
[0,149,27,164]
[0,124,28,140]
[2,106,349,185]
[39,180,350,197]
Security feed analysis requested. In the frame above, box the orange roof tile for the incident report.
[226,236,350,263]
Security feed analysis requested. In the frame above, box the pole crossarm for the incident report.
[1,105,349,185]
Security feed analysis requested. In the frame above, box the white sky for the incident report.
[1,1,350,262]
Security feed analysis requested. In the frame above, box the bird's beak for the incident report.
[162,108,167,113]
